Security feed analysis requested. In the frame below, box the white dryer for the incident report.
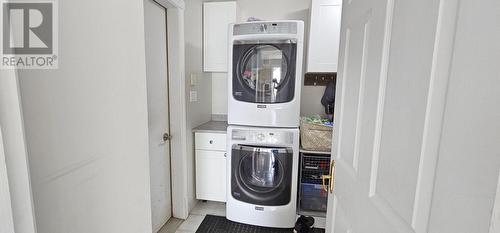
[228,21,304,128]
[226,125,299,228]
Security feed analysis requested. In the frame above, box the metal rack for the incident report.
[297,149,331,217]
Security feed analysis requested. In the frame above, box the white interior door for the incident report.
[326,0,442,231]
[144,0,172,232]
[0,128,15,233]
[326,0,500,233]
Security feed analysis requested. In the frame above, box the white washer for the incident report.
[228,21,304,128]
[226,125,299,228]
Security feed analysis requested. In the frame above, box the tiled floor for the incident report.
[158,201,226,233]
[158,218,183,233]
[189,201,226,217]
[158,200,326,232]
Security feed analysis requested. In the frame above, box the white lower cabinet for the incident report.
[195,132,227,202]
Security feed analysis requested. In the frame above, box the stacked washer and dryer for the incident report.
[226,20,304,228]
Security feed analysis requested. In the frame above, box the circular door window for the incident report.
[238,150,285,194]
[239,45,290,97]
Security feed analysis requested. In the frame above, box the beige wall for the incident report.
[17,0,153,232]
[185,0,213,211]
[210,0,326,117]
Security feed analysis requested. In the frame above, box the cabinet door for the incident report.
[203,2,237,72]
[307,0,342,72]
[195,150,227,202]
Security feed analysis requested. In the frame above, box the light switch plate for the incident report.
[190,90,198,102]
[190,73,198,86]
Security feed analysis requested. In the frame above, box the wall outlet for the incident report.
[190,90,198,102]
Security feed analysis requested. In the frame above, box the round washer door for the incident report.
[231,145,293,206]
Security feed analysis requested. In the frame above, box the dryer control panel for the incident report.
[233,22,298,35]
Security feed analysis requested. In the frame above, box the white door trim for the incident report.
[0,128,15,233]
[156,0,185,9]
[0,70,37,233]
[151,0,189,219]
[490,171,500,233]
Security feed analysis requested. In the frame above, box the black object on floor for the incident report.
[196,215,325,233]
[294,215,315,233]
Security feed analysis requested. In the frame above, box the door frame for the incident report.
[152,0,190,219]
[0,70,37,233]
[491,172,500,233]
[0,128,15,233]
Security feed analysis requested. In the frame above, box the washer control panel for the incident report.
[231,129,294,145]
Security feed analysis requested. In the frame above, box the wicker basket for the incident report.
[300,118,333,152]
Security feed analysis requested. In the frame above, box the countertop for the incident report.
[192,121,228,134]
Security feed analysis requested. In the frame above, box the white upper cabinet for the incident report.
[306,0,342,72]
[203,2,237,72]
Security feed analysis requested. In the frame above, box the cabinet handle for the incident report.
[224,152,227,157]
[209,140,214,144]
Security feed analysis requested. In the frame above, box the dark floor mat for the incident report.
[196,215,325,233]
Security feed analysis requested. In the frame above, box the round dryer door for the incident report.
[232,42,297,104]
[231,145,293,206]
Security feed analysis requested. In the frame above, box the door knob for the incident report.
[321,160,336,193]
[163,133,172,142]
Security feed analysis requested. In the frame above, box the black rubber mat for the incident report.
[196,215,325,233]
